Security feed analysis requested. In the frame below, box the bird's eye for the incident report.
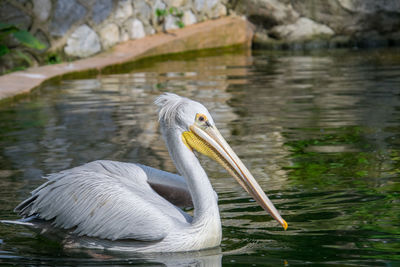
[196,113,208,124]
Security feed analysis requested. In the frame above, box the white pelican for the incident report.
[2,93,287,252]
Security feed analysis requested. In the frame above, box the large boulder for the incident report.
[291,0,400,37]
[0,3,31,29]
[33,0,52,22]
[270,17,334,41]
[50,0,87,37]
[231,0,299,28]
[233,0,400,48]
[114,0,133,22]
[92,0,114,24]
[99,23,120,49]
[182,10,197,26]
[64,25,101,58]
[126,19,146,40]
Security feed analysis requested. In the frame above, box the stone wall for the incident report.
[1,0,228,60]
[230,0,400,49]
[2,0,400,70]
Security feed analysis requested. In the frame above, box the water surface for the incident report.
[0,48,399,266]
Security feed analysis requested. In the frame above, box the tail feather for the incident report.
[0,219,35,227]
[14,194,38,215]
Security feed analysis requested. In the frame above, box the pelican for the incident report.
[2,93,287,252]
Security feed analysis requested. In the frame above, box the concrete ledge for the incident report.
[0,17,253,102]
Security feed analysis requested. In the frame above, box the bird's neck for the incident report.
[163,128,220,223]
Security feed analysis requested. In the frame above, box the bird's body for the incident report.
[15,160,220,252]
[2,93,286,252]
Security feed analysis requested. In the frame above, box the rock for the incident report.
[270,17,334,41]
[0,3,31,30]
[50,0,87,37]
[64,25,101,57]
[120,29,130,42]
[164,15,179,31]
[143,24,156,35]
[291,0,358,34]
[133,0,152,22]
[338,0,400,14]
[195,0,220,13]
[166,0,187,7]
[126,19,146,39]
[208,3,227,18]
[206,0,218,9]
[232,0,299,28]
[253,28,274,44]
[153,0,166,11]
[99,23,120,49]
[233,0,400,47]
[194,0,205,11]
[182,10,197,26]
[115,0,133,22]
[291,0,400,35]
[92,0,113,24]
[218,3,227,16]
[33,0,51,22]
[165,0,185,6]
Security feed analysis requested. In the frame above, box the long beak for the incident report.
[182,124,288,230]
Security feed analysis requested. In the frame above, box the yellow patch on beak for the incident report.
[181,133,193,152]
[182,130,225,166]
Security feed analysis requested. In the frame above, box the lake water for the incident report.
[0,47,399,266]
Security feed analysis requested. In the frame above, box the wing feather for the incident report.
[16,160,189,241]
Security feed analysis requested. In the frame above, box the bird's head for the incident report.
[155,93,287,230]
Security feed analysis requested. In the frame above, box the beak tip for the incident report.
[282,219,288,231]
